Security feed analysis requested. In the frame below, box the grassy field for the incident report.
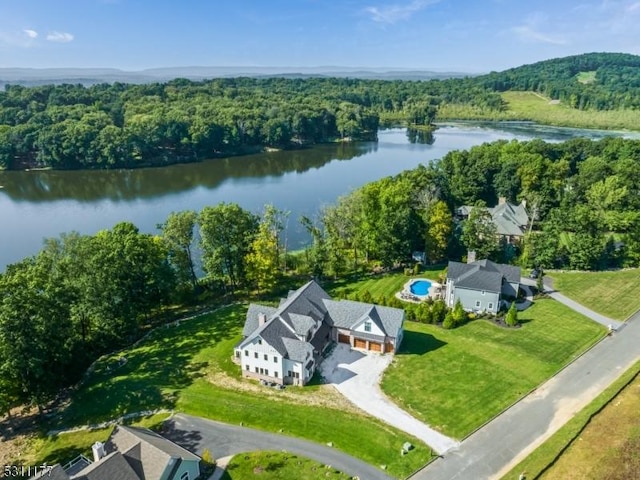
[550,269,640,320]
[328,268,445,300]
[381,299,606,439]
[438,91,640,131]
[44,304,431,479]
[501,360,640,480]
[221,451,352,480]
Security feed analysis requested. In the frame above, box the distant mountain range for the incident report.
[0,66,473,87]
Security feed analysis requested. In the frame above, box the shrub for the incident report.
[413,263,421,275]
[442,311,455,329]
[452,299,467,327]
[505,302,519,327]
[432,299,447,323]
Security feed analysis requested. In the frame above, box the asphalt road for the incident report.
[411,309,640,480]
[164,413,394,480]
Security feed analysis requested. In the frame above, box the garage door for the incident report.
[370,342,382,352]
[354,338,367,349]
[338,333,350,344]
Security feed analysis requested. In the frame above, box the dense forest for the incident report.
[3,52,639,170]
[1,135,639,415]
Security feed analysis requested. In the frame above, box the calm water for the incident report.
[0,122,637,271]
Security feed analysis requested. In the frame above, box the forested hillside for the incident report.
[1,52,640,170]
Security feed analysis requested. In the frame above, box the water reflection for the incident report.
[0,142,375,203]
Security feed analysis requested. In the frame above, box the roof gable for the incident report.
[323,299,404,338]
[447,260,521,293]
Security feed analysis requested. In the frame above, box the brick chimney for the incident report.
[467,250,476,264]
[258,313,267,326]
[92,441,106,463]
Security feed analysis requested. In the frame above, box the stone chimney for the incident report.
[258,313,267,326]
[467,250,476,264]
[92,441,106,463]
[498,196,506,205]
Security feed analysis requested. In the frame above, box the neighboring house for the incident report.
[456,197,530,242]
[31,425,200,480]
[234,280,404,386]
[445,259,521,314]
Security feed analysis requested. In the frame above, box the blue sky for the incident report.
[0,0,639,71]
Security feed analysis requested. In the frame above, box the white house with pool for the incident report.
[398,278,443,302]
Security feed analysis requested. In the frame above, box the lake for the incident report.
[0,122,637,272]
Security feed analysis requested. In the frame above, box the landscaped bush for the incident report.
[442,311,455,329]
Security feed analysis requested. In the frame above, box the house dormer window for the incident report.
[258,339,262,345]
[364,321,372,332]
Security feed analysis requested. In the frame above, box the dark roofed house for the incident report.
[456,197,530,243]
[234,280,405,386]
[30,426,200,480]
[445,259,521,314]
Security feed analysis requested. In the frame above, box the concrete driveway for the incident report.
[319,344,459,455]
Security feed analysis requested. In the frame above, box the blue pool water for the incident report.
[409,280,432,296]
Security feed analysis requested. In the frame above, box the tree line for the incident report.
[2,135,640,415]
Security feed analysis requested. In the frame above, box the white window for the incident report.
[273,356,278,363]
[264,354,268,361]
[258,339,262,345]
[488,302,494,310]
[274,371,278,378]
[475,300,481,308]
[244,350,248,356]
[254,352,258,358]
[364,321,371,332]
[245,364,249,371]
[265,369,269,376]
[180,472,189,480]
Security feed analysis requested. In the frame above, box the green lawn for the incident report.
[221,451,352,480]
[381,299,606,439]
[550,269,640,320]
[438,91,640,131]
[48,304,432,479]
[328,267,445,300]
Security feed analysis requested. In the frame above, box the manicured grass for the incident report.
[501,360,640,480]
[438,91,640,131]
[576,70,596,84]
[221,451,352,479]
[50,304,432,479]
[328,268,445,301]
[381,299,606,439]
[550,269,640,321]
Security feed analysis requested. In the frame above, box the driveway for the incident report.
[319,343,459,455]
[164,413,393,480]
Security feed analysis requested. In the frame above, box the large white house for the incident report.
[234,280,404,385]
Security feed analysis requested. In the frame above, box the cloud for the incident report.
[511,25,567,45]
[365,0,439,24]
[23,29,38,39]
[46,31,74,43]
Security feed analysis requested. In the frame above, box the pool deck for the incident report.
[397,278,443,303]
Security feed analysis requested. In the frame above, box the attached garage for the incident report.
[338,333,350,344]
[385,342,395,353]
[354,338,367,349]
[369,342,382,352]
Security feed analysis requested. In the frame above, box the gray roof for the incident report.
[240,280,404,360]
[106,426,199,480]
[323,299,404,339]
[458,201,529,237]
[282,337,314,362]
[243,304,278,336]
[31,465,71,480]
[447,260,521,293]
[71,452,139,480]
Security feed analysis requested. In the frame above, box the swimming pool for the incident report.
[409,280,432,296]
